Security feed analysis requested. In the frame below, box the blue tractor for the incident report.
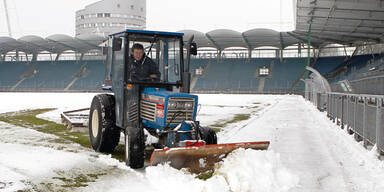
[88,30,269,172]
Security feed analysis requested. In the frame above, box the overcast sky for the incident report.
[0,0,295,38]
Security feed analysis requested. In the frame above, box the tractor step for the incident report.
[150,141,270,173]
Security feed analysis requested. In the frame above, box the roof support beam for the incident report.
[279,32,285,49]
[293,31,356,45]
[286,32,310,45]
[297,15,384,22]
[297,0,384,12]
[31,53,37,62]
[241,33,253,50]
[298,6,384,13]
[321,0,336,32]
[298,27,384,36]
[205,33,221,51]
[241,33,253,58]
[79,53,84,61]
[296,20,384,30]
[350,20,364,34]
[55,53,61,61]
[295,28,382,40]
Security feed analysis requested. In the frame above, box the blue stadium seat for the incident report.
[0,62,29,90]
[16,61,81,91]
[0,54,379,93]
[70,60,105,91]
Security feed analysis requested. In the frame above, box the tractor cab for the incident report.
[104,30,196,91]
[103,29,198,131]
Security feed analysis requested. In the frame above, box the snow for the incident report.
[199,158,207,168]
[215,148,299,192]
[196,94,280,127]
[0,92,97,123]
[1,92,384,191]
[0,121,125,191]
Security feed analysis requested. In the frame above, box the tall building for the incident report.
[75,0,146,37]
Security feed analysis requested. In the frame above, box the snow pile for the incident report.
[142,149,298,192]
[145,164,228,192]
[215,148,299,192]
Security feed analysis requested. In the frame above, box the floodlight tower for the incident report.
[3,0,12,37]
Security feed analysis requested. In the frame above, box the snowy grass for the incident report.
[0,108,130,163]
[0,122,124,191]
[211,113,251,130]
[0,109,91,148]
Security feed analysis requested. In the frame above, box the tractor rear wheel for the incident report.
[200,127,218,145]
[124,128,145,168]
[89,94,120,153]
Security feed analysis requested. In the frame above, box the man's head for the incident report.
[132,43,144,61]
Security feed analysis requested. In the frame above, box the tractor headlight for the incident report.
[185,102,193,110]
[168,102,177,109]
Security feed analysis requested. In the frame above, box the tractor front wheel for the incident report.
[124,128,145,169]
[200,127,218,145]
[89,94,120,153]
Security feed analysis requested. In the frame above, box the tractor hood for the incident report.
[142,88,198,100]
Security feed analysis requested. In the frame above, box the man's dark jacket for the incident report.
[126,54,161,81]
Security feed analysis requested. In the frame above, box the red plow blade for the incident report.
[150,141,270,173]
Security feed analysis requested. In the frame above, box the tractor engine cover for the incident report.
[140,87,198,131]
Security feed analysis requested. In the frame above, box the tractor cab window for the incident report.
[126,36,182,84]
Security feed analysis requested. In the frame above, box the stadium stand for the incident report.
[326,54,383,82]
[328,54,384,95]
[0,61,30,90]
[15,61,81,91]
[191,57,308,93]
[0,55,382,93]
[0,54,381,93]
[69,60,105,91]
[313,56,345,75]
[264,58,307,93]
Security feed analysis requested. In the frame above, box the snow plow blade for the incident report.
[150,141,270,173]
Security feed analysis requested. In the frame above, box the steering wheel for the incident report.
[139,77,161,82]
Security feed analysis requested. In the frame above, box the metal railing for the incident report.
[306,91,384,155]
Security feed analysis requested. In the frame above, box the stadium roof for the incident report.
[177,28,333,50]
[0,34,105,55]
[1,0,384,55]
[1,29,313,55]
[295,0,384,45]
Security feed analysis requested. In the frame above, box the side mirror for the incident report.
[190,42,197,55]
[112,38,122,51]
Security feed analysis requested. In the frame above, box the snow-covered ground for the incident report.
[0,93,384,192]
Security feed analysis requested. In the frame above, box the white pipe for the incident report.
[3,0,12,37]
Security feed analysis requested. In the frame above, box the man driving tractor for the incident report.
[127,43,161,81]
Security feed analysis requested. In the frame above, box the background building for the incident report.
[75,0,146,37]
